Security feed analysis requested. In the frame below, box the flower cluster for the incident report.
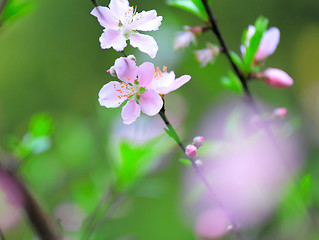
[185,136,205,164]
[241,25,293,88]
[92,0,191,124]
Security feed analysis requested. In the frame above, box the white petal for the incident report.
[98,81,128,108]
[130,33,158,58]
[121,100,141,124]
[99,29,127,51]
[256,27,280,61]
[109,0,130,21]
[133,10,163,31]
[139,90,163,116]
[90,6,118,29]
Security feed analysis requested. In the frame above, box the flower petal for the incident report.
[138,62,155,88]
[90,6,118,29]
[139,90,163,116]
[264,68,293,88]
[108,0,130,22]
[114,57,138,83]
[155,74,191,95]
[121,100,141,124]
[133,10,163,31]
[255,27,280,61]
[130,33,158,58]
[99,29,127,51]
[98,81,128,108]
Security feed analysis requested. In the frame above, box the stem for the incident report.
[158,108,245,240]
[83,186,117,240]
[0,0,8,16]
[90,0,98,7]
[0,164,60,240]
[0,228,5,240]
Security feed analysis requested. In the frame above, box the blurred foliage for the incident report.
[1,0,36,25]
[166,0,210,21]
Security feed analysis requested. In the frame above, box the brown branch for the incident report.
[0,163,60,240]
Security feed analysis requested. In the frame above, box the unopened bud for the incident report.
[263,68,293,88]
[127,55,136,62]
[273,107,287,118]
[192,136,204,148]
[185,144,197,158]
[107,66,117,77]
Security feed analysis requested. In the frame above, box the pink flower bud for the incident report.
[193,136,204,148]
[263,68,293,88]
[185,144,197,158]
[273,107,287,118]
[127,55,136,62]
[107,66,117,77]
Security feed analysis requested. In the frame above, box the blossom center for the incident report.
[154,66,167,80]
[113,79,145,104]
[118,6,139,37]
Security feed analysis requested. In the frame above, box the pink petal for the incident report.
[174,31,195,50]
[264,68,293,88]
[108,0,130,22]
[139,90,163,116]
[121,100,141,124]
[245,25,256,46]
[90,6,118,29]
[133,10,163,31]
[156,74,191,95]
[98,81,128,108]
[255,27,280,61]
[114,57,138,83]
[240,45,246,57]
[99,29,127,51]
[137,62,155,88]
[130,33,158,59]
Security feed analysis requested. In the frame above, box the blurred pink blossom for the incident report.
[185,144,197,158]
[273,107,288,118]
[174,26,196,50]
[193,136,204,148]
[241,25,280,62]
[263,68,294,88]
[194,43,220,67]
[91,0,162,58]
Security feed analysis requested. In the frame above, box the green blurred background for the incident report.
[1,0,319,239]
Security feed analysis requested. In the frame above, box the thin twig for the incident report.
[0,0,9,16]
[0,162,60,240]
[158,107,245,240]
[0,227,5,240]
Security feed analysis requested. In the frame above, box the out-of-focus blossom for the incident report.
[99,57,163,124]
[183,101,304,238]
[194,43,220,67]
[185,144,197,158]
[195,159,203,167]
[241,25,280,62]
[174,26,201,50]
[272,107,288,118]
[263,68,294,88]
[107,66,117,77]
[150,66,191,95]
[55,203,86,231]
[91,0,162,58]
[193,136,204,148]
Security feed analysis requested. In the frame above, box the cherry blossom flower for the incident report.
[194,43,220,67]
[272,107,287,118]
[174,26,199,50]
[193,136,204,148]
[263,68,293,88]
[99,57,163,124]
[91,0,162,58]
[241,25,280,62]
[185,144,198,158]
[150,66,191,95]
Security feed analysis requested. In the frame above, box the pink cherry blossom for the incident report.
[150,66,191,95]
[174,26,196,50]
[195,43,220,67]
[91,0,162,58]
[98,57,163,124]
[241,25,280,62]
[193,136,204,148]
[185,144,197,158]
[272,107,287,118]
[263,68,293,88]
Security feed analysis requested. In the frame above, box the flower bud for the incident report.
[185,144,198,158]
[272,107,287,118]
[193,136,204,148]
[127,55,136,62]
[263,68,293,88]
[107,66,117,77]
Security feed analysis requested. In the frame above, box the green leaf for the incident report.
[167,0,209,20]
[301,174,311,199]
[179,158,192,166]
[164,127,182,144]
[221,72,243,95]
[1,0,36,24]
[230,51,244,70]
[29,113,53,137]
[243,16,269,72]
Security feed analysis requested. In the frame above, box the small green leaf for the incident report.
[29,113,53,137]
[167,0,208,20]
[230,51,244,70]
[179,158,192,166]
[1,0,36,25]
[243,16,269,72]
[301,174,311,199]
[164,127,181,144]
[221,72,243,95]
